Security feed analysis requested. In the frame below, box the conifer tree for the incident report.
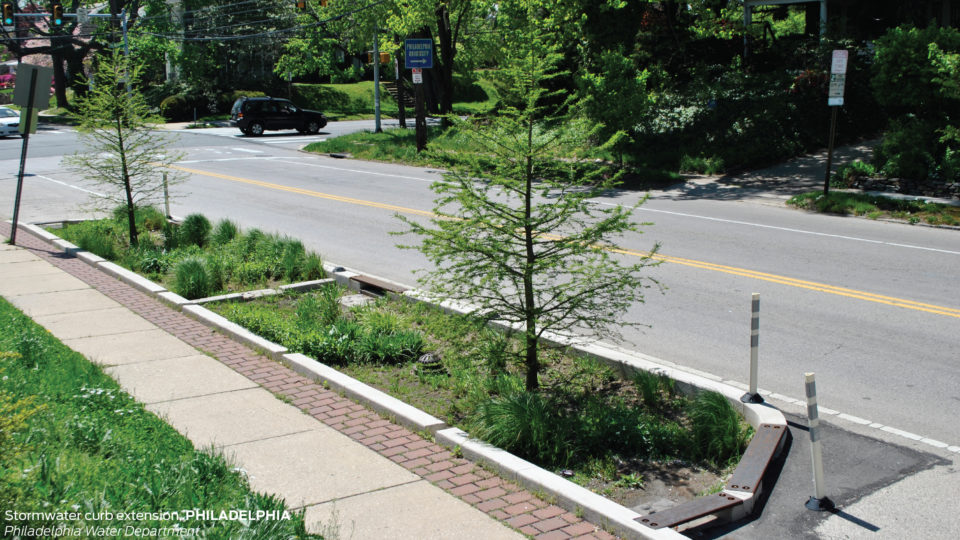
[399,6,661,391]
[64,51,183,247]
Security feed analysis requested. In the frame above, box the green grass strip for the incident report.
[0,297,326,539]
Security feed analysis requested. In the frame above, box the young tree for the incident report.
[63,51,183,247]
[398,9,660,391]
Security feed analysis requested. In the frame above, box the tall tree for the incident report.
[63,51,183,246]
[0,0,154,108]
[398,6,659,391]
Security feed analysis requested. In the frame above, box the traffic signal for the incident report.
[295,0,306,10]
[51,3,63,27]
[2,2,14,26]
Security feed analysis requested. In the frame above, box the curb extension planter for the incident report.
[19,220,789,540]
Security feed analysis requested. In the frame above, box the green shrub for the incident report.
[241,228,266,256]
[205,255,228,292]
[234,260,273,285]
[634,370,663,408]
[178,214,212,248]
[217,90,265,113]
[158,94,207,121]
[129,246,170,276]
[173,257,212,300]
[679,154,725,175]
[688,391,750,467]
[73,224,119,260]
[832,159,877,187]
[302,253,325,280]
[211,219,239,245]
[354,329,424,364]
[280,240,306,281]
[162,221,179,250]
[295,287,342,328]
[473,392,574,467]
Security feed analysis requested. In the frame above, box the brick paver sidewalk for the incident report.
[2,222,616,540]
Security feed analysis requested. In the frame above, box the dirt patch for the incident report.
[592,461,729,514]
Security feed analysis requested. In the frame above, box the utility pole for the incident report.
[373,26,382,133]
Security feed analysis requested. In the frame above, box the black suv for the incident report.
[230,97,328,136]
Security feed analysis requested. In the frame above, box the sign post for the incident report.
[9,64,52,245]
[824,50,848,196]
[405,38,433,153]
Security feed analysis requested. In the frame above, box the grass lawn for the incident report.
[304,126,683,191]
[788,191,960,226]
[0,298,325,538]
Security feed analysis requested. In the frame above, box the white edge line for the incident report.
[32,174,106,197]
[593,202,960,256]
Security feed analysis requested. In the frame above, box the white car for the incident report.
[0,106,21,137]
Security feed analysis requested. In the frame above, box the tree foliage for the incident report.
[398,7,660,391]
[872,24,960,182]
[63,51,184,246]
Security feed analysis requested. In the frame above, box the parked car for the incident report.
[0,106,21,137]
[229,97,327,137]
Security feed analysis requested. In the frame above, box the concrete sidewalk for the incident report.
[0,226,613,540]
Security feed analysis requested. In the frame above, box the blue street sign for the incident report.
[404,39,433,69]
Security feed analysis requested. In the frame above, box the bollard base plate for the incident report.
[740,392,764,404]
[805,496,835,512]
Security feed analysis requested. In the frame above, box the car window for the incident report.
[0,108,19,118]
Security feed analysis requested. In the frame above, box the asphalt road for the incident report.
[2,122,958,453]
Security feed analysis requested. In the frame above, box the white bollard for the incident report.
[804,372,834,511]
[742,293,763,403]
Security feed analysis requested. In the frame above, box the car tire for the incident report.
[306,120,320,134]
[248,122,265,137]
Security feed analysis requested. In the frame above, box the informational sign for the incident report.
[830,50,849,74]
[404,39,433,69]
[828,50,848,106]
[13,64,53,108]
[412,67,422,84]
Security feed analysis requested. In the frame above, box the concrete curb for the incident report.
[281,353,447,434]
[182,304,288,361]
[18,221,785,539]
[98,261,167,295]
[436,427,684,540]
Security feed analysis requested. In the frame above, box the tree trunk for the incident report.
[523,117,538,391]
[65,49,88,100]
[51,45,69,109]
[116,116,138,246]
[435,4,455,123]
[395,53,406,129]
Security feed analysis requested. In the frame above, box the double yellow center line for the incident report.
[170,164,960,320]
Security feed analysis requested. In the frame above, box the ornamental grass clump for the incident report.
[179,213,212,248]
[211,219,239,246]
[174,256,212,300]
[689,391,752,467]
